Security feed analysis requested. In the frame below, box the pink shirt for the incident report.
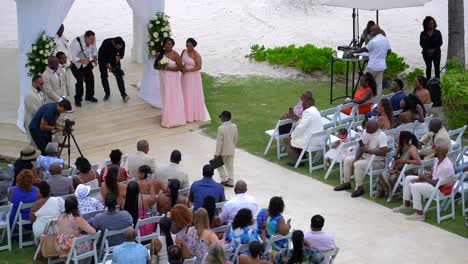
[432,157,454,180]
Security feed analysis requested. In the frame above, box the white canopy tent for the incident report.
[14,0,164,132]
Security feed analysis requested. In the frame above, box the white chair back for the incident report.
[91,163,99,171]
[424,102,433,112]
[322,247,340,264]
[11,201,35,248]
[422,175,458,223]
[211,224,231,239]
[448,125,467,150]
[135,215,164,244]
[263,119,296,159]
[0,203,13,251]
[99,227,132,262]
[178,187,190,196]
[61,169,72,177]
[266,232,292,251]
[64,230,101,264]
[120,154,129,168]
[183,257,197,264]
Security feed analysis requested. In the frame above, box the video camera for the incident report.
[110,63,125,76]
[64,118,75,134]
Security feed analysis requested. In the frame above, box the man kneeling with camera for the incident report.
[29,99,72,154]
[98,36,129,102]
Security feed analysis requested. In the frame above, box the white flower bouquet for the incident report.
[159,57,169,68]
[25,32,56,76]
[147,12,172,59]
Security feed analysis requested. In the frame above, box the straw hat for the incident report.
[20,145,40,161]
[75,184,91,199]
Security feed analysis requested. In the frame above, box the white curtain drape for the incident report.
[126,0,165,108]
[15,0,75,132]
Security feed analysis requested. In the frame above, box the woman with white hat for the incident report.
[75,184,104,214]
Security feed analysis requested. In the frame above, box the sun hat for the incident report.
[20,145,40,161]
[75,184,91,199]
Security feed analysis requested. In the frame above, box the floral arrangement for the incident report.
[147,12,172,59]
[25,32,56,76]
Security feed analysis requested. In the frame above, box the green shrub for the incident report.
[247,43,408,78]
[441,59,468,128]
[406,68,425,86]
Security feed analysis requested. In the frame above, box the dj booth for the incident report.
[329,48,368,104]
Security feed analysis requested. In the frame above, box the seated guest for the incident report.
[170,204,193,236]
[273,230,323,264]
[30,181,65,240]
[390,79,406,112]
[413,76,432,104]
[419,118,452,159]
[75,184,104,214]
[112,228,148,264]
[136,165,167,195]
[239,241,269,264]
[334,119,388,197]
[186,208,221,263]
[189,165,225,211]
[207,243,232,264]
[157,179,187,215]
[398,94,426,126]
[393,145,454,221]
[219,180,258,225]
[168,245,184,264]
[13,145,41,186]
[8,169,39,226]
[203,195,222,231]
[281,89,313,120]
[127,139,157,178]
[121,181,157,234]
[100,165,127,206]
[90,193,132,246]
[375,98,395,130]
[256,196,290,251]
[325,128,351,168]
[151,217,191,263]
[342,73,377,115]
[55,196,96,258]
[304,215,336,262]
[100,149,129,182]
[376,131,422,198]
[73,157,100,189]
[154,150,190,189]
[284,96,323,166]
[36,142,64,173]
[46,163,74,196]
[226,209,263,259]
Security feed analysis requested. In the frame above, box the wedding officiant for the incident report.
[98,37,129,102]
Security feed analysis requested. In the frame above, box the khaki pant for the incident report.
[365,68,384,99]
[403,175,435,210]
[217,155,234,184]
[343,156,385,188]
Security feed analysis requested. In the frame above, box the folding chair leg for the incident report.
[264,135,275,156]
[387,174,404,203]
[324,158,338,180]
[19,224,23,248]
[295,150,306,168]
[276,138,281,160]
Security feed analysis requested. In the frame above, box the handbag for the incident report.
[209,157,224,169]
[40,221,59,258]
[150,238,159,264]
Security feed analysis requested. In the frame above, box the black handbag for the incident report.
[209,157,224,169]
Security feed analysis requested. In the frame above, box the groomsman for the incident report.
[42,56,66,103]
[70,30,98,107]
[24,75,46,145]
[98,37,129,102]
[214,111,238,187]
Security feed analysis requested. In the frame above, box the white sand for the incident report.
[0,0,466,77]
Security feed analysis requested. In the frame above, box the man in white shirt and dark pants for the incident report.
[352,25,391,99]
[69,30,98,107]
[219,180,258,225]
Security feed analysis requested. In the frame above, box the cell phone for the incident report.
[359,140,364,147]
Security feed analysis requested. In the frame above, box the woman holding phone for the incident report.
[256,196,290,253]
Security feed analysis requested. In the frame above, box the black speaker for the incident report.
[427,78,442,107]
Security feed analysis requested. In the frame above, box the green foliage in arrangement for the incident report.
[406,68,425,85]
[441,59,468,128]
[247,43,409,78]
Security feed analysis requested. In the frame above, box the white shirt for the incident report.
[219,193,258,224]
[291,106,323,149]
[362,129,388,161]
[366,34,391,71]
[70,35,98,68]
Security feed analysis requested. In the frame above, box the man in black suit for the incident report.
[98,37,129,102]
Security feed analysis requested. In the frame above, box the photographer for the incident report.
[28,99,72,154]
[98,37,129,102]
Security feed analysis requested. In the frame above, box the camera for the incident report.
[64,119,75,134]
[111,63,125,76]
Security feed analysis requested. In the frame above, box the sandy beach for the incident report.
[0,0,467,77]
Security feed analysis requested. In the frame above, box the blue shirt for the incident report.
[37,155,64,173]
[29,102,59,133]
[391,91,406,112]
[190,178,225,210]
[112,241,148,264]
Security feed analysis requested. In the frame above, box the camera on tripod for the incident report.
[64,118,75,134]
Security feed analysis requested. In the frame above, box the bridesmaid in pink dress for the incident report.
[181,38,211,122]
[154,38,187,128]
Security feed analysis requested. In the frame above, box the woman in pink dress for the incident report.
[154,37,187,128]
[181,38,210,122]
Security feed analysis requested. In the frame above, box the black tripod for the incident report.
[58,130,84,168]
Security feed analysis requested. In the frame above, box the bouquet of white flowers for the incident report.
[147,12,172,59]
[159,57,169,68]
[25,32,56,76]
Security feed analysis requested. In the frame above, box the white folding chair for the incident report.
[135,215,164,244]
[0,203,13,251]
[322,247,340,264]
[11,201,35,248]
[266,232,292,252]
[387,162,423,203]
[295,130,329,173]
[183,257,197,264]
[233,242,252,263]
[324,140,359,182]
[61,169,72,177]
[91,163,100,172]
[7,164,14,179]
[81,209,106,221]
[444,172,468,215]
[448,125,467,151]
[178,187,190,196]
[346,121,363,140]
[413,114,432,139]
[320,106,339,129]
[263,119,295,160]
[99,227,132,263]
[424,102,433,112]
[397,122,416,133]
[368,152,395,198]
[64,230,101,264]
[215,201,226,215]
[325,124,350,152]
[211,224,231,239]
[384,127,401,151]
[326,103,357,125]
[422,175,458,224]
[382,93,395,100]
[120,154,129,168]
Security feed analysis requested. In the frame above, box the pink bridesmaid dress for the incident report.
[181,51,211,122]
[159,56,187,128]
